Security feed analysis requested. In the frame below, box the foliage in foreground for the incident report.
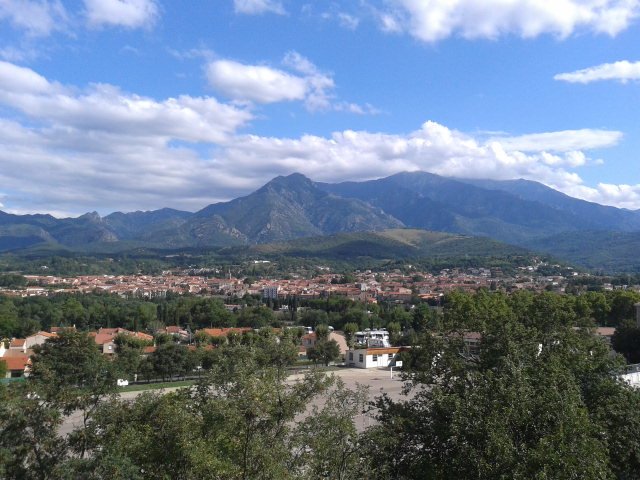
[362,290,640,479]
[0,331,368,480]
[3,292,640,479]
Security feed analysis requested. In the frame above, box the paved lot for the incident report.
[59,368,411,436]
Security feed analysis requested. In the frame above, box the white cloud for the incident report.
[564,183,640,210]
[233,0,285,15]
[378,0,640,42]
[0,74,252,143]
[0,61,254,213]
[555,60,640,83]
[0,0,68,36]
[489,129,623,152]
[0,62,637,214]
[210,122,630,208]
[206,59,308,104]
[207,52,373,113]
[84,0,159,29]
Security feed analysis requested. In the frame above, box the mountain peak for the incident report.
[79,211,101,222]
[260,172,314,191]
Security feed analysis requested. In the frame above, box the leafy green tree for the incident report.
[612,321,640,364]
[29,330,117,458]
[308,339,341,366]
[362,292,640,479]
[343,322,358,348]
[301,309,329,329]
[385,321,400,343]
[292,380,370,479]
[0,299,19,338]
[61,298,87,329]
[608,290,640,326]
[113,335,150,381]
[237,306,275,329]
[149,343,189,381]
[0,384,68,480]
[83,344,345,479]
[314,323,330,341]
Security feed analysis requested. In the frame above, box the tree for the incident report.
[149,343,189,381]
[386,322,401,345]
[314,323,330,341]
[361,292,640,479]
[292,380,371,479]
[343,322,358,348]
[28,330,117,458]
[0,299,19,338]
[0,384,68,479]
[81,344,354,479]
[612,321,640,364]
[308,339,341,367]
[113,335,150,381]
[301,309,329,329]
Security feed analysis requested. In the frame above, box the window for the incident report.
[372,355,378,361]
[349,352,353,361]
[359,354,364,362]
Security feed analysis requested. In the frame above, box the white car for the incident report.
[116,379,129,387]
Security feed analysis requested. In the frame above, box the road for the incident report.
[59,367,411,436]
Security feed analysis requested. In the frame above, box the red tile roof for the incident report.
[198,327,252,337]
[1,355,30,371]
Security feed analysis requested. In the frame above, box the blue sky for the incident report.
[1,0,640,216]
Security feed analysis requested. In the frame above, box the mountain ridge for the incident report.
[1,171,639,272]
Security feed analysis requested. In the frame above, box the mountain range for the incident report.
[2,171,639,272]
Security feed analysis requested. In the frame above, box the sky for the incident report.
[1,0,640,217]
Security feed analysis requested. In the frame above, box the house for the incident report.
[1,340,31,378]
[8,338,26,352]
[24,331,57,350]
[346,347,408,369]
[302,332,348,355]
[89,328,154,355]
[1,353,31,378]
[161,326,190,341]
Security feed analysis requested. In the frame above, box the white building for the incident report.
[346,347,406,369]
[355,329,390,347]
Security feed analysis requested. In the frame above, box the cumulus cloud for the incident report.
[377,0,640,42]
[0,61,254,214]
[206,52,373,113]
[555,60,640,83]
[0,0,68,36]
[0,62,252,143]
[0,61,637,215]
[564,183,640,210]
[233,0,285,15]
[206,60,308,104]
[84,0,159,29]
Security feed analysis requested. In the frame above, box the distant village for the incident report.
[0,259,622,302]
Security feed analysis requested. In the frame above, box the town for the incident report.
[0,260,601,301]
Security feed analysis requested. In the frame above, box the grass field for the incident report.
[119,379,196,393]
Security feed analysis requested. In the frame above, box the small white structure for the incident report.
[346,347,406,369]
[355,329,390,347]
[621,364,640,388]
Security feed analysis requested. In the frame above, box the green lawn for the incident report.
[119,379,196,393]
